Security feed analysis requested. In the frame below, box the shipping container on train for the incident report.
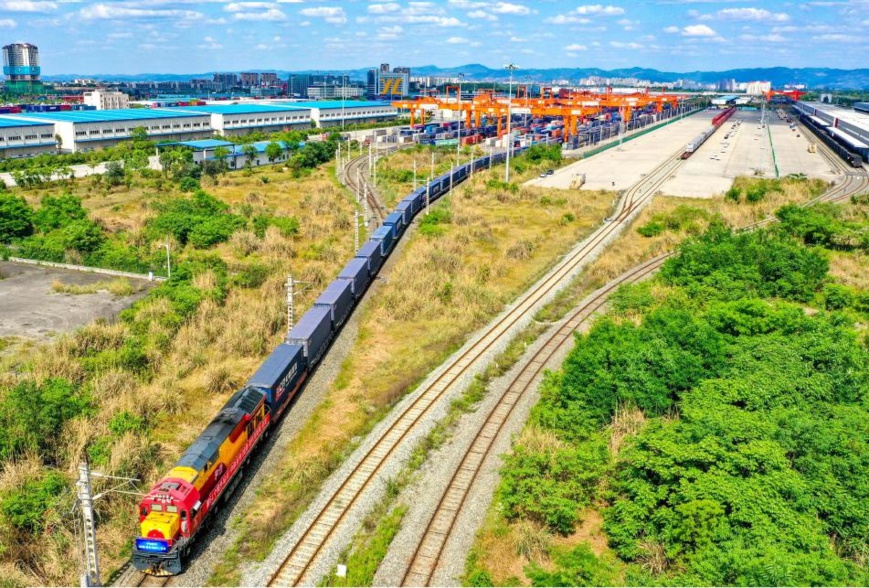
[286,305,333,365]
[338,257,372,298]
[314,279,355,330]
[383,211,406,239]
[371,224,396,256]
[356,240,383,274]
[246,343,307,419]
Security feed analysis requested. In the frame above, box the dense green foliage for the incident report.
[491,213,869,586]
[0,193,33,241]
[0,471,67,534]
[637,205,710,238]
[0,378,90,462]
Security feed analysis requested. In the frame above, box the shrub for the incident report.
[32,193,87,233]
[0,378,90,461]
[637,221,665,237]
[822,283,854,310]
[179,176,200,192]
[0,471,67,533]
[0,193,34,242]
[233,262,270,288]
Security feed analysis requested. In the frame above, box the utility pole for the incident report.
[504,63,518,182]
[354,210,360,252]
[165,237,171,279]
[413,159,417,191]
[426,151,434,214]
[74,463,139,588]
[368,142,372,178]
[286,275,295,330]
[77,463,100,588]
[456,72,464,169]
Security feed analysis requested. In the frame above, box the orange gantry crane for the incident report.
[392,86,689,140]
[764,89,806,102]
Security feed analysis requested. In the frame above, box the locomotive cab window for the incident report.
[151,504,163,512]
[166,505,178,513]
[140,506,148,516]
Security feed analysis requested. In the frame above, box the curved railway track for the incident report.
[398,119,869,587]
[400,252,671,586]
[265,148,688,587]
[339,148,393,225]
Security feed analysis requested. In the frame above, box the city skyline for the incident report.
[0,0,866,75]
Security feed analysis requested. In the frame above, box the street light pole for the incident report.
[504,63,518,182]
[456,72,464,168]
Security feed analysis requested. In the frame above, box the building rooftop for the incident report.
[13,108,209,123]
[170,139,235,150]
[802,101,869,134]
[0,115,52,128]
[172,103,309,115]
[268,100,394,110]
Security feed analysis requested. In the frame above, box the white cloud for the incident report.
[563,43,587,50]
[108,32,133,39]
[80,4,204,21]
[701,7,789,22]
[574,4,624,15]
[446,36,469,43]
[0,18,16,27]
[299,6,346,24]
[368,2,399,14]
[509,35,526,42]
[225,2,276,11]
[491,2,531,15]
[812,33,863,43]
[682,24,717,36]
[663,25,679,33]
[232,8,287,21]
[739,32,787,42]
[545,14,591,24]
[0,1,57,12]
[610,41,642,49]
[467,9,496,20]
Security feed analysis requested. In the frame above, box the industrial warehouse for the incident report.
[0,100,399,156]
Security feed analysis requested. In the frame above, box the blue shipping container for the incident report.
[338,257,371,297]
[246,343,306,415]
[314,279,354,328]
[286,305,333,366]
[383,212,405,237]
[356,240,383,274]
[396,200,414,224]
[371,225,395,256]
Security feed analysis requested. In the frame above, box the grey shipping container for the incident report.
[246,343,306,416]
[286,305,333,366]
[383,211,405,236]
[356,240,382,274]
[338,257,371,297]
[371,225,395,256]
[314,279,354,328]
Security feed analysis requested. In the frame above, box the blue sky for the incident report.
[0,0,866,75]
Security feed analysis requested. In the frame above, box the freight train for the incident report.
[132,147,529,576]
[798,113,864,168]
[680,107,735,159]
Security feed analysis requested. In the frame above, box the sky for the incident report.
[0,0,867,76]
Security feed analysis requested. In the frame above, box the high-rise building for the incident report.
[3,43,43,95]
[240,72,259,87]
[380,63,390,73]
[260,72,279,86]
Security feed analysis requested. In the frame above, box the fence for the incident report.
[7,257,166,282]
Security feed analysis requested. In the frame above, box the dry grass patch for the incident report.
[51,277,139,296]
[828,250,869,290]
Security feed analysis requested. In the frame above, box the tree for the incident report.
[242,144,258,169]
[130,126,150,144]
[265,141,283,164]
[32,193,87,232]
[0,193,34,242]
[105,160,125,187]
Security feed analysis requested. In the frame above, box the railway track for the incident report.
[400,252,670,585]
[135,574,171,587]
[265,148,687,587]
[398,120,869,587]
[339,147,394,225]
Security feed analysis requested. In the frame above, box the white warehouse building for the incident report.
[16,109,212,152]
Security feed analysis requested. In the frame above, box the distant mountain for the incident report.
[40,65,869,89]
